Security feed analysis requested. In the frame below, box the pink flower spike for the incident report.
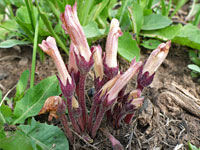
[92,45,104,80]
[61,2,91,62]
[39,36,71,85]
[143,41,171,76]
[68,42,79,73]
[107,60,142,105]
[105,18,123,68]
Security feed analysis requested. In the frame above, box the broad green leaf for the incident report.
[0,104,13,124]
[142,14,172,30]
[188,64,200,73]
[141,39,162,49]
[172,23,200,50]
[0,19,18,40]
[19,118,69,150]
[118,32,140,62]
[13,76,61,124]
[0,126,5,138]
[141,24,183,40]
[128,1,143,42]
[83,21,105,38]
[0,40,31,48]
[14,70,30,102]
[10,0,25,7]
[0,131,33,150]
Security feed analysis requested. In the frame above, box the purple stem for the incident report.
[67,97,81,134]
[59,112,74,144]
[91,106,106,138]
[101,128,124,150]
[78,73,88,131]
[87,104,97,133]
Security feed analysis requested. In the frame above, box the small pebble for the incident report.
[18,57,28,66]
[87,88,95,98]
[0,73,8,80]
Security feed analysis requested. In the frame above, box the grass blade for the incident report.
[160,0,166,16]
[36,0,68,54]
[119,0,129,23]
[24,0,35,31]
[170,0,187,18]
[30,15,40,88]
[193,9,200,26]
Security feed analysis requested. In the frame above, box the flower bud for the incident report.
[61,3,91,62]
[143,41,171,76]
[92,45,104,80]
[106,59,142,105]
[105,18,123,68]
[39,36,72,86]
[137,41,171,90]
[68,42,79,74]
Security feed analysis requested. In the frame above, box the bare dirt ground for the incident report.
[0,42,199,150]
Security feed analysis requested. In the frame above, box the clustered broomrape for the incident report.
[38,2,171,146]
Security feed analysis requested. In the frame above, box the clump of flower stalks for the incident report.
[39,2,171,147]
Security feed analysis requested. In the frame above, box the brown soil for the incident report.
[0,43,200,150]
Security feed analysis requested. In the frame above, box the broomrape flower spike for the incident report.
[104,19,123,79]
[39,2,171,146]
[61,2,93,74]
[39,37,72,86]
[92,45,104,81]
[137,40,171,90]
[105,19,123,69]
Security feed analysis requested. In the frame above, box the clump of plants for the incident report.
[38,3,171,148]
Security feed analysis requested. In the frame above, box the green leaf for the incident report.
[10,0,25,7]
[188,64,200,73]
[172,23,200,50]
[0,1,6,14]
[0,19,18,40]
[36,1,69,54]
[142,14,172,30]
[0,40,31,48]
[117,0,134,31]
[14,70,30,102]
[141,24,183,40]
[16,6,49,37]
[170,0,187,18]
[0,90,2,102]
[18,118,69,150]
[0,131,33,150]
[13,76,61,124]
[0,125,5,139]
[141,39,162,49]
[0,104,14,124]
[118,32,140,62]
[128,1,143,42]
[83,21,105,38]
[78,0,94,25]
[189,50,200,66]
[188,142,200,150]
